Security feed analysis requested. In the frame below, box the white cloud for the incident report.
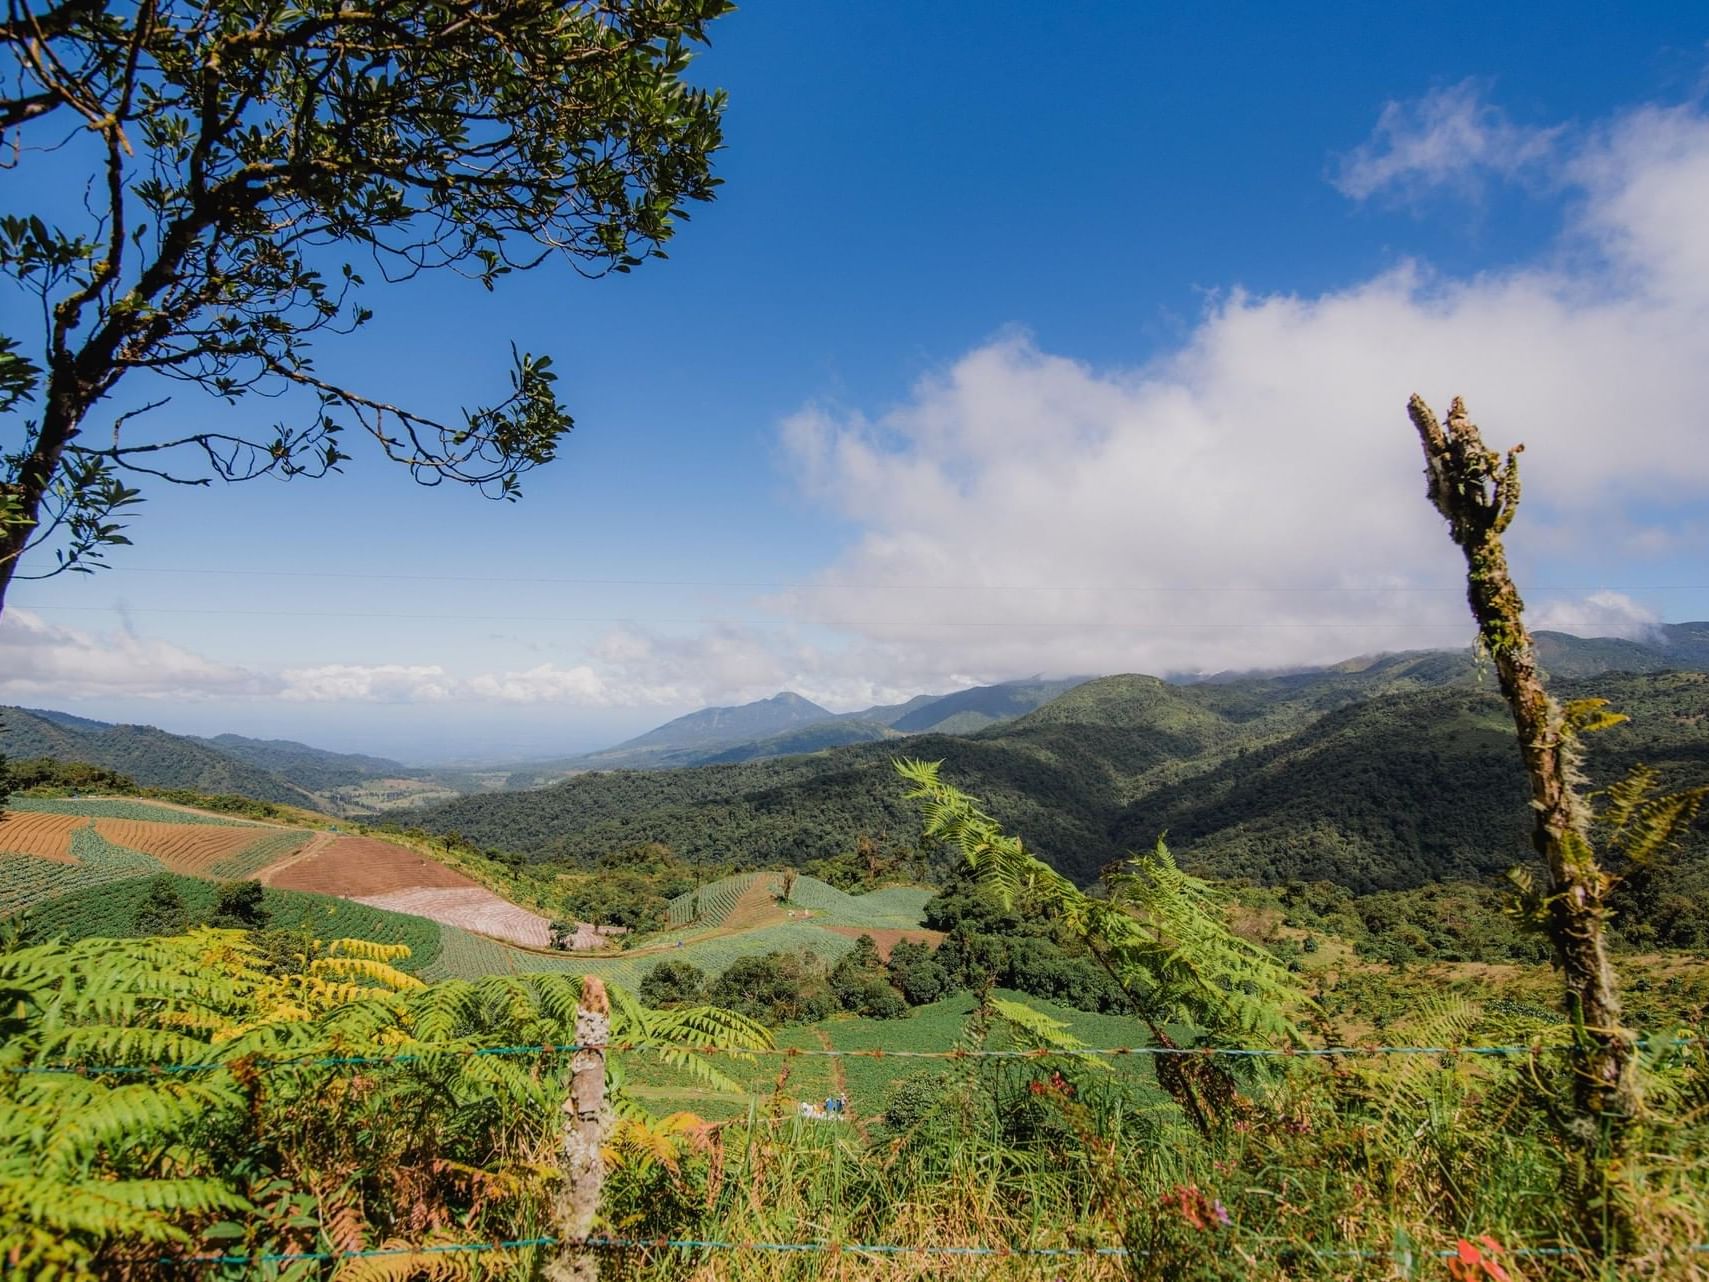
[278,664,460,703]
[776,98,1709,683]
[1334,80,1561,202]
[0,609,276,700]
[1531,591,1662,641]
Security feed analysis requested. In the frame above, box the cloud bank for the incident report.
[7,89,1708,720]
[776,96,1709,686]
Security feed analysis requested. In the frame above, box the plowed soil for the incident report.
[92,819,268,875]
[268,837,482,896]
[0,812,85,864]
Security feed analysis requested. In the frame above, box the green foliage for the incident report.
[132,875,189,937]
[899,758,1307,1049]
[706,950,836,1026]
[1,757,136,792]
[0,930,770,1279]
[1,0,734,595]
[208,881,268,930]
[638,960,707,1008]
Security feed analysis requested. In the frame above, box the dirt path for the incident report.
[256,830,334,885]
[814,1028,869,1142]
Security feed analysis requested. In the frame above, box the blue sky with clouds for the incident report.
[5,2,1709,760]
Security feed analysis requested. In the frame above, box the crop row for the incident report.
[429,919,861,990]
[0,826,162,918]
[9,797,266,827]
[784,878,933,928]
[667,872,762,927]
[207,830,311,880]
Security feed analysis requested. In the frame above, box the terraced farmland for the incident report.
[7,797,265,826]
[356,886,553,949]
[90,819,305,876]
[668,873,763,926]
[426,920,861,987]
[0,810,88,863]
[0,826,162,918]
[786,879,934,927]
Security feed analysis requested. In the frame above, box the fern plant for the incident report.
[0,928,772,1280]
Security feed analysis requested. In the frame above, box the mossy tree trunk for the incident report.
[1406,395,1637,1132]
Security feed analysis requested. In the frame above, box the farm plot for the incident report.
[0,825,162,918]
[0,810,88,864]
[427,919,862,987]
[90,819,304,877]
[268,836,479,896]
[269,836,563,949]
[354,887,553,949]
[667,872,762,927]
[785,879,934,928]
[8,797,264,826]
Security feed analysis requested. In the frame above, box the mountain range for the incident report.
[5,624,1707,839]
[406,636,1709,896]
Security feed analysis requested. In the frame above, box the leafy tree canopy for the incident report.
[0,0,731,606]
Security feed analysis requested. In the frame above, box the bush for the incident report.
[706,950,834,1025]
[132,875,190,936]
[639,960,707,1008]
[887,939,951,1006]
[210,880,268,930]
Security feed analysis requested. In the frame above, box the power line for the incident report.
[65,565,1709,593]
[8,602,1494,629]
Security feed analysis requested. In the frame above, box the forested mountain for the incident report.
[410,663,1709,891]
[197,734,420,792]
[0,707,320,808]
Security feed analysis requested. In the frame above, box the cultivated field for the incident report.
[269,836,558,949]
[0,811,88,864]
[90,819,304,877]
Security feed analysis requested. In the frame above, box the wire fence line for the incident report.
[9,1034,1698,1078]
[168,1233,1709,1267]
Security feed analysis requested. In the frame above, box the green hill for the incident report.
[412,667,1709,893]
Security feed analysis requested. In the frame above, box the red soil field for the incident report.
[92,819,268,875]
[822,926,946,960]
[268,836,482,896]
[0,812,86,864]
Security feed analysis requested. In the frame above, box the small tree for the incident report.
[132,874,190,936]
[209,879,267,930]
[0,0,732,611]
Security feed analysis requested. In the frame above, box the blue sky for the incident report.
[5,2,1709,760]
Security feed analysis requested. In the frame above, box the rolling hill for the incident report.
[411,660,1709,891]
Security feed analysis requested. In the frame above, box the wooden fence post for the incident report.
[548,976,610,1282]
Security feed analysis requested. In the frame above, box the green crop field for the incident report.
[7,797,268,826]
[0,825,162,918]
[11,874,445,974]
[615,990,1170,1122]
[667,872,762,927]
[205,829,311,879]
[784,878,934,927]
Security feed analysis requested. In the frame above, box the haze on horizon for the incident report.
[4,3,1708,760]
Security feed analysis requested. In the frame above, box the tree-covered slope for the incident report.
[412,668,1709,893]
[1113,672,1709,891]
[0,708,318,808]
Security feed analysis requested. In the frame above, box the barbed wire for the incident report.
[169,1233,1709,1267]
[9,1034,1698,1077]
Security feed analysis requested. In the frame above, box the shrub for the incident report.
[639,959,707,1008]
